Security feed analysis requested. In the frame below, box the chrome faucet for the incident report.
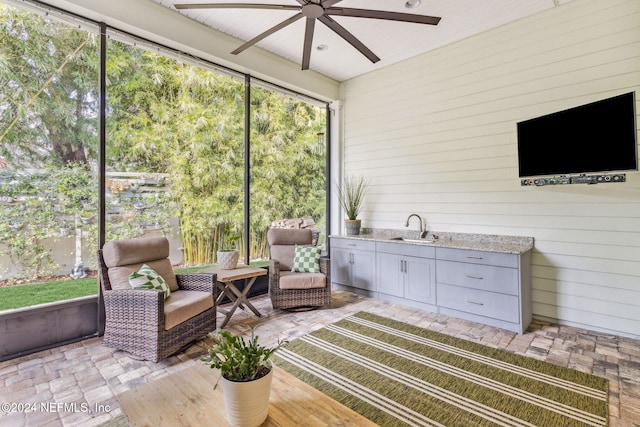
[405,213,428,238]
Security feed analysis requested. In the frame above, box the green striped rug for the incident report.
[273,312,608,427]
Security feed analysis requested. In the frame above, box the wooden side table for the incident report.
[203,265,267,328]
[118,364,378,426]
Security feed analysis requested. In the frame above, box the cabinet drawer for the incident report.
[436,260,519,295]
[437,283,520,323]
[330,237,376,252]
[436,247,518,268]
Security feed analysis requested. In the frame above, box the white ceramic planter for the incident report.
[220,367,273,427]
[217,250,239,269]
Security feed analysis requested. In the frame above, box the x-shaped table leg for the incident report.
[216,276,262,328]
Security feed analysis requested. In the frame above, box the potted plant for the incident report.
[79,211,94,225]
[202,329,287,427]
[217,223,241,269]
[8,219,23,231]
[133,201,146,213]
[336,174,368,235]
[59,221,72,236]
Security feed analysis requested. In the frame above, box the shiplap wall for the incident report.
[339,0,640,338]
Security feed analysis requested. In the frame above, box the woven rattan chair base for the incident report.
[102,305,216,362]
[98,249,217,362]
[268,257,331,310]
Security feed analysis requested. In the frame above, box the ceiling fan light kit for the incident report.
[174,0,441,70]
[405,0,421,9]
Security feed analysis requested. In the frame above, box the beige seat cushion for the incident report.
[278,271,326,290]
[163,290,213,330]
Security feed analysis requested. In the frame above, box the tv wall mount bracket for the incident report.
[521,173,626,186]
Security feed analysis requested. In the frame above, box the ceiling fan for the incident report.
[173,1,441,70]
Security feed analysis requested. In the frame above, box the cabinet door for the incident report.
[376,253,404,297]
[352,249,376,290]
[331,247,352,286]
[405,256,436,305]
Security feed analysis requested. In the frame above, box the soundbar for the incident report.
[520,173,626,186]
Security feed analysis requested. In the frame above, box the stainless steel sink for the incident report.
[388,237,436,244]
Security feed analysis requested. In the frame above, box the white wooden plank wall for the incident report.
[339,0,640,338]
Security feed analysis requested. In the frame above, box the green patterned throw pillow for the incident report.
[291,245,321,273]
[129,264,170,299]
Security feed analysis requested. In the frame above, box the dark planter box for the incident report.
[0,296,98,362]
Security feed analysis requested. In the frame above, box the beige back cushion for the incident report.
[102,236,179,291]
[267,228,312,271]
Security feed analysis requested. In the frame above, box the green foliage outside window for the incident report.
[0,2,326,288]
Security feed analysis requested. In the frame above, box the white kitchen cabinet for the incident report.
[330,237,376,296]
[329,235,532,334]
[436,247,531,334]
[376,242,436,309]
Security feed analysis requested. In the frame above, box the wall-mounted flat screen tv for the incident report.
[517,92,637,178]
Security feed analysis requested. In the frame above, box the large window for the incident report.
[0,3,100,294]
[105,33,246,266]
[0,0,329,312]
[250,84,328,259]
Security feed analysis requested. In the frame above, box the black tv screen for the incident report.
[517,92,637,178]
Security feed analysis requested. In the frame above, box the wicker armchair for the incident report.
[98,236,217,362]
[267,228,331,310]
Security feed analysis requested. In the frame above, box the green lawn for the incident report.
[0,262,268,311]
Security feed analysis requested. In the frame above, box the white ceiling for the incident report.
[149,0,574,82]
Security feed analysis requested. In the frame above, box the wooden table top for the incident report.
[202,265,267,282]
[118,363,377,426]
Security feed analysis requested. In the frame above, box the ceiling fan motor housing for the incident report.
[302,3,324,19]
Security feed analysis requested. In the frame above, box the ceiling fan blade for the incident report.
[318,15,380,64]
[302,17,316,70]
[325,7,441,25]
[321,0,343,6]
[174,3,299,12]
[231,13,304,55]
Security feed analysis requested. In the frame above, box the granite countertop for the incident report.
[330,229,534,255]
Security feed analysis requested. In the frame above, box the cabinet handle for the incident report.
[467,300,484,306]
[347,244,357,247]
[466,275,484,280]
[466,256,483,260]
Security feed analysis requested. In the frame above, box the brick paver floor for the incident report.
[1,290,639,426]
